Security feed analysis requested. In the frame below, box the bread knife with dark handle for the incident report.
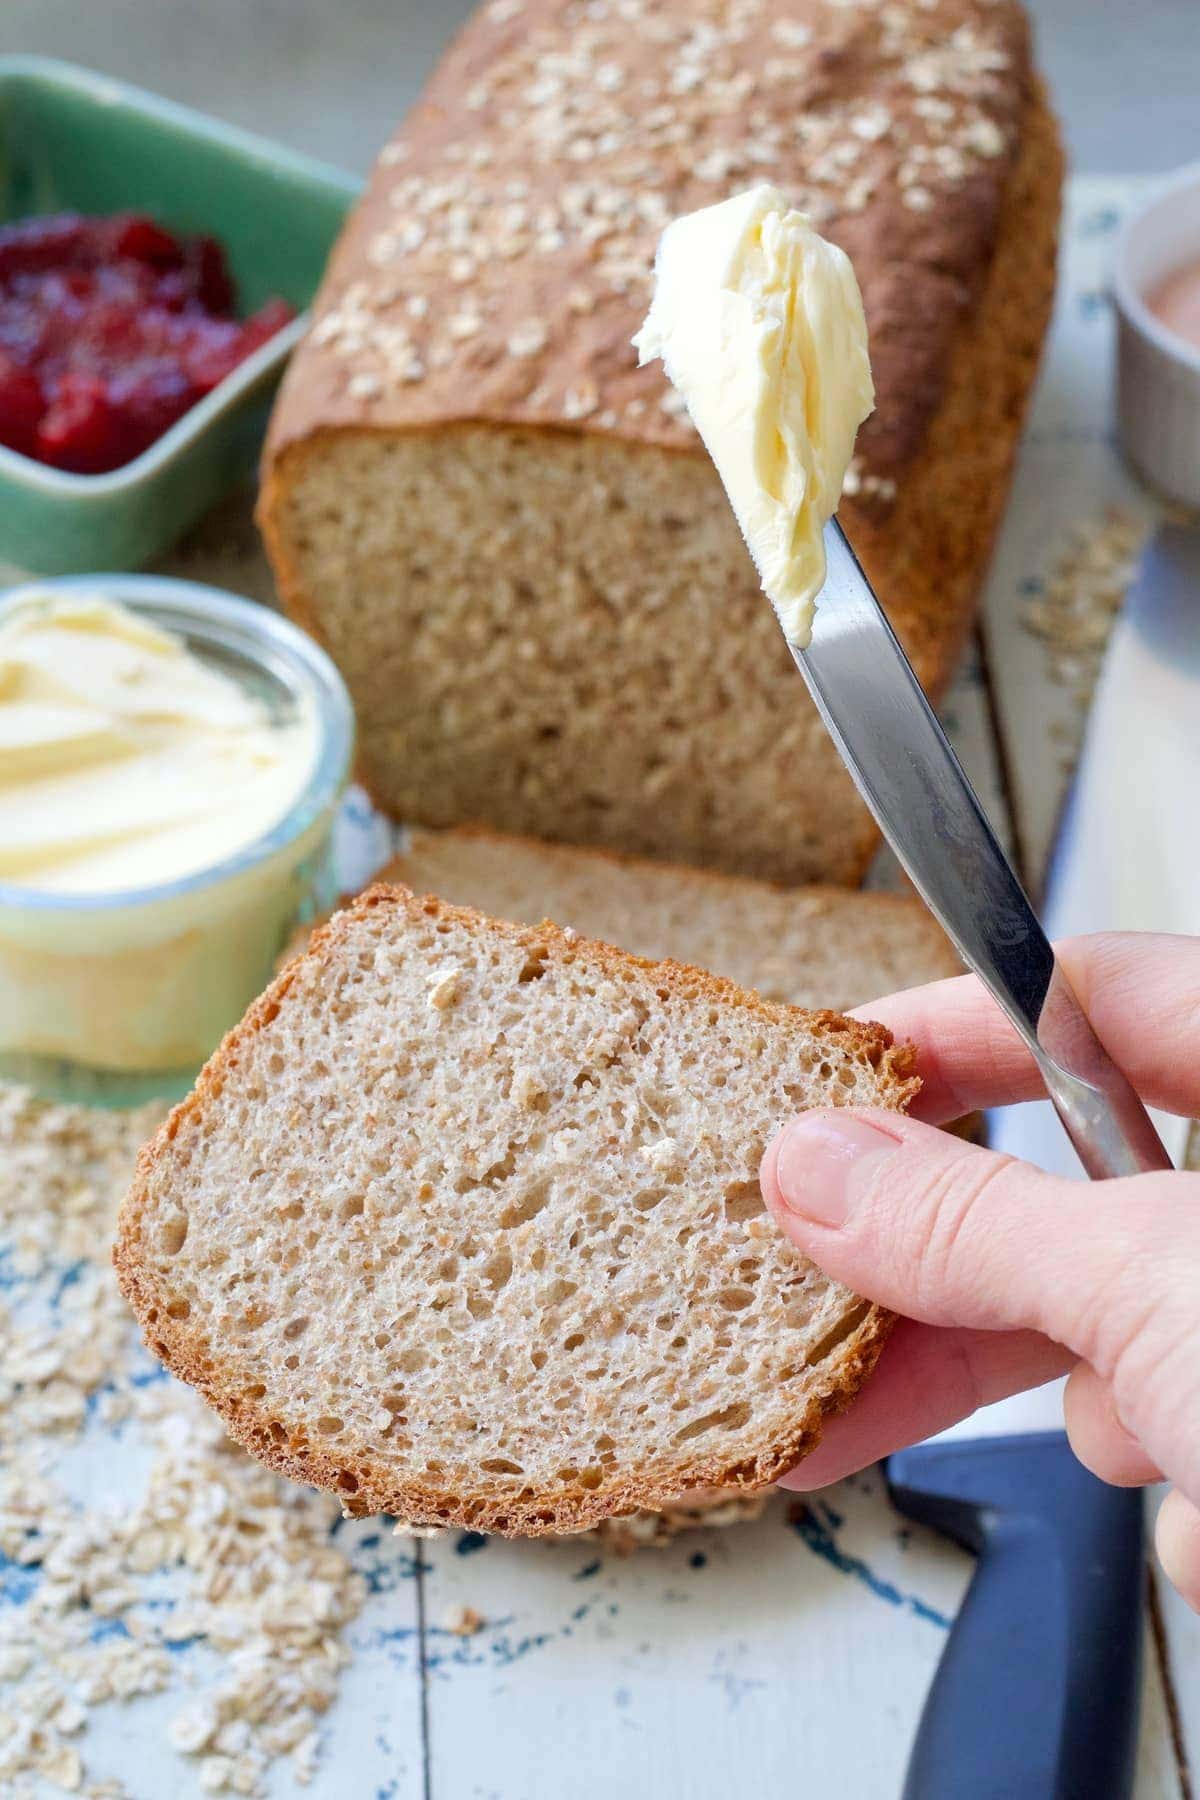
[885,520,1200,1800]
[787,522,1173,1799]
[885,1432,1144,1800]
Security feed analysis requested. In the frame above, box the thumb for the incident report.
[760,1110,1200,1381]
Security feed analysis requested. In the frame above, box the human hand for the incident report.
[760,932,1200,1610]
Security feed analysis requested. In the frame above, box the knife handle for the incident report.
[887,1434,1144,1800]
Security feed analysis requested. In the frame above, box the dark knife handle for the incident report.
[887,1434,1144,1800]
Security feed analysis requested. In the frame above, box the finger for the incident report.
[1063,1361,1164,1487]
[1156,1489,1200,1614]
[764,1107,1200,1504]
[781,1317,1073,1491]
[762,1110,1200,1375]
[851,931,1200,1125]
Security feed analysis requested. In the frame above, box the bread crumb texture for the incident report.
[276,824,959,1544]
[0,1086,367,1799]
[117,888,918,1536]
[444,1604,487,1637]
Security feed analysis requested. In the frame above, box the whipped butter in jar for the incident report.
[0,577,353,1104]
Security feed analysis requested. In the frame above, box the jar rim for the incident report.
[1112,160,1200,378]
[0,574,355,913]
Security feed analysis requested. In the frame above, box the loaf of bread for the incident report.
[378,825,961,1007]
[260,0,1061,885]
[115,887,918,1535]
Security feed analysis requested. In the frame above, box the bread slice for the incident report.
[116,886,918,1536]
[379,826,961,1012]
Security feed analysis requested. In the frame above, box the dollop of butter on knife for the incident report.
[633,183,874,648]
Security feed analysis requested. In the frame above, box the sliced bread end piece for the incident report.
[115,885,917,1536]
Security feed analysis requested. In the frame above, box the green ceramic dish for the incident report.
[0,57,359,574]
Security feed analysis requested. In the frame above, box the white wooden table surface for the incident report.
[2,170,1194,1799]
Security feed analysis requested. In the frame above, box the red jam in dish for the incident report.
[0,212,294,474]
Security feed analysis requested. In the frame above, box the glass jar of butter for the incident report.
[0,576,354,1106]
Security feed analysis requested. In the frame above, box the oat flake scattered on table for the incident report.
[1019,507,1148,769]
[0,1085,367,1799]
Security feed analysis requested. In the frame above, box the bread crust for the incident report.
[115,885,917,1535]
[397,822,959,945]
[261,0,1038,480]
[840,80,1063,706]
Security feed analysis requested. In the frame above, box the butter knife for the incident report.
[795,522,1172,1182]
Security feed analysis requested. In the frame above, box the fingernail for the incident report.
[772,1113,902,1228]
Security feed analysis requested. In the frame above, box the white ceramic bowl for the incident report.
[1114,163,1200,509]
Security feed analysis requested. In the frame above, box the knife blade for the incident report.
[796,522,1171,1181]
